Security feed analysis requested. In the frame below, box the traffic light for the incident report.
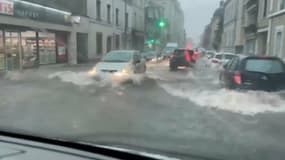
[157,18,168,29]
[147,39,155,44]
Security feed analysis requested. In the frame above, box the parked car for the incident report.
[169,49,194,71]
[219,55,285,91]
[162,43,178,58]
[143,51,158,61]
[210,52,237,69]
[206,51,216,59]
[88,50,146,78]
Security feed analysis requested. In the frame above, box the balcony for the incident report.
[243,0,258,33]
[244,0,258,10]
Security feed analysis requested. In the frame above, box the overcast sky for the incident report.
[178,0,221,42]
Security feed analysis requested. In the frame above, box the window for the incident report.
[107,4,111,24]
[229,58,239,71]
[106,36,112,53]
[279,0,285,10]
[125,12,129,29]
[116,8,119,26]
[103,51,132,62]
[0,30,4,71]
[134,12,137,28]
[115,34,120,49]
[215,54,223,60]
[96,32,103,55]
[270,0,274,11]
[274,26,284,57]
[245,59,285,73]
[224,54,237,60]
[263,0,268,17]
[96,0,101,20]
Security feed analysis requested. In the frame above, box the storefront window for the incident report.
[21,31,37,68]
[5,31,20,70]
[0,30,4,71]
[38,32,56,65]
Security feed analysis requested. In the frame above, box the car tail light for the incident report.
[212,59,219,64]
[234,71,242,85]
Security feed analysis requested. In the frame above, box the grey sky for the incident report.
[178,0,221,41]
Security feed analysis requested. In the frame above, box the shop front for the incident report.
[0,0,72,71]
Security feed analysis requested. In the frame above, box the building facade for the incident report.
[207,1,225,51]
[0,0,79,72]
[222,0,245,53]
[256,0,269,55]
[0,0,146,72]
[243,0,258,55]
[267,0,285,58]
[145,0,185,48]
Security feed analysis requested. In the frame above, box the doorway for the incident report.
[0,30,4,71]
[5,31,21,71]
[96,32,103,55]
[77,33,88,63]
[107,36,112,53]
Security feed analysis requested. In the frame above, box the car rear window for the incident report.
[224,54,236,60]
[215,55,222,60]
[208,52,215,58]
[244,59,285,74]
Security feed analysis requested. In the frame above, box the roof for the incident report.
[216,52,236,55]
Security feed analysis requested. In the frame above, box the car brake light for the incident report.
[212,59,219,64]
[234,71,242,85]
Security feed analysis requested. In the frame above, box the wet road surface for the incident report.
[0,60,285,159]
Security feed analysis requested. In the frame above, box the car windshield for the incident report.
[245,59,285,74]
[102,51,132,62]
[1,0,285,160]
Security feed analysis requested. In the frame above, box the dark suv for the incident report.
[220,55,285,91]
[169,49,194,71]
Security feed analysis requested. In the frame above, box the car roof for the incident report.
[110,50,139,54]
[215,52,236,55]
[175,48,193,51]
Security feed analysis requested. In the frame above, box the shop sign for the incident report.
[13,1,71,25]
[0,0,71,25]
[0,0,14,15]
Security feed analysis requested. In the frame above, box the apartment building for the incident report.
[256,0,269,55]
[267,0,285,58]
[222,0,245,53]
[243,0,258,55]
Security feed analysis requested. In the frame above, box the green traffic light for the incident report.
[159,21,166,28]
[147,39,155,44]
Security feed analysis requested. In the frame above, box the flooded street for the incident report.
[0,60,285,159]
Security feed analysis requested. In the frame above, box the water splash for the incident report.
[160,84,285,115]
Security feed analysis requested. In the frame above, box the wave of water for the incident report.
[48,71,146,87]
[159,84,285,115]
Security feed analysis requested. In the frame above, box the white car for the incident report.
[88,50,146,78]
[210,52,237,69]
